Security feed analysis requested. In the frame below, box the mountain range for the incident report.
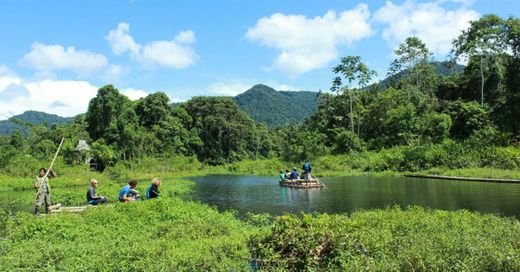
[0,111,74,136]
[0,62,465,135]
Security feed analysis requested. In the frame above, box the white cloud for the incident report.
[106,23,198,69]
[0,75,21,92]
[374,0,480,57]
[105,22,141,56]
[0,73,175,119]
[208,82,251,96]
[246,4,372,77]
[18,42,109,76]
[0,77,99,119]
[437,0,475,6]
[121,87,187,103]
[102,64,125,83]
[121,88,149,100]
[174,30,196,44]
[0,65,16,77]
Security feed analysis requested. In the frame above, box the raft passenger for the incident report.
[290,168,299,180]
[285,169,291,180]
[279,171,286,182]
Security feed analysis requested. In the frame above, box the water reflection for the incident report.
[187,175,520,218]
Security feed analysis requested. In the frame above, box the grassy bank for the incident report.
[0,198,257,271]
[1,201,519,271]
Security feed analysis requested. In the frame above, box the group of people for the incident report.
[279,160,313,181]
[33,167,162,216]
[87,177,162,205]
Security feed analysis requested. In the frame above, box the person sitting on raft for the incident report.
[279,171,286,182]
[146,178,161,199]
[290,168,299,180]
[86,179,108,205]
[285,169,291,180]
[119,180,140,202]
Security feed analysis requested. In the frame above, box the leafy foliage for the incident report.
[251,207,520,271]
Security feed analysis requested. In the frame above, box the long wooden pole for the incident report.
[43,137,65,180]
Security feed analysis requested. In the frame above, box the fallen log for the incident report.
[405,174,520,184]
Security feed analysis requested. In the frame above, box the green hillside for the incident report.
[379,61,464,88]
[233,84,318,127]
[0,111,74,135]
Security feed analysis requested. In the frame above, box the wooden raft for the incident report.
[279,179,324,188]
[50,205,96,214]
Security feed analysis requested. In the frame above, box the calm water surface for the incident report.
[186,175,520,218]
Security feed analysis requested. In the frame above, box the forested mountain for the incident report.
[0,111,74,135]
[233,84,318,127]
[378,61,465,89]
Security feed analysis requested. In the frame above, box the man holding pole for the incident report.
[33,137,65,216]
[34,167,57,215]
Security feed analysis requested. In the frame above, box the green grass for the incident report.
[0,198,257,271]
[1,202,519,271]
[251,206,520,271]
[420,167,520,180]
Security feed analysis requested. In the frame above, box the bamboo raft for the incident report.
[50,205,97,214]
[279,179,324,188]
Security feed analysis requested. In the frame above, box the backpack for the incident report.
[146,185,152,199]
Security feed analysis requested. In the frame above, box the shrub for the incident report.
[250,207,520,271]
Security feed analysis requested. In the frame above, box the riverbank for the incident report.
[2,169,520,270]
[1,199,519,271]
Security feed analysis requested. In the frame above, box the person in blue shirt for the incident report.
[119,180,140,202]
[290,168,299,180]
[302,160,312,180]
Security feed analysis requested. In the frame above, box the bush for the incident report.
[250,207,520,271]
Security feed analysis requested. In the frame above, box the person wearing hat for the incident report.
[146,178,161,199]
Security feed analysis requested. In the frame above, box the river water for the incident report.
[186,175,520,218]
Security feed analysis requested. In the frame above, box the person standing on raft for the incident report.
[302,160,312,180]
[33,167,57,215]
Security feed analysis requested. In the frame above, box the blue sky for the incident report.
[0,0,517,118]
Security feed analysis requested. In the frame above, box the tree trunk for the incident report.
[349,90,354,133]
[480,54,485,106]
